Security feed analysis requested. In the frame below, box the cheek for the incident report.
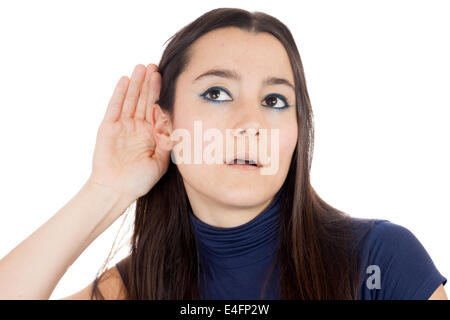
[173,101,222,135]
[280,127,298,156]
[172,111,195,132]
[276,125,298,172]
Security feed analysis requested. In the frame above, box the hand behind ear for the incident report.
[88,64,171,201]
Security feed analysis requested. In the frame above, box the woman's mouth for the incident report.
[225,158,260,171]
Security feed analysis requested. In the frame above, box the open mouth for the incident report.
[224,152,262,169]
[227,159,259,166]
[225,154,262,169]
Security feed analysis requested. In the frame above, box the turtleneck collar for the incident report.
[189,186,285,269]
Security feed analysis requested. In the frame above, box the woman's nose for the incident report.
[230,100,266,137]
[232,127,260,137]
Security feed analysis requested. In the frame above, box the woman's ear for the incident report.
[150,103,174,151]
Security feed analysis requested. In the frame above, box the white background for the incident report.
[0,0,448,299]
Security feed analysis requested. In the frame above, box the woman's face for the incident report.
[170,26,298,217]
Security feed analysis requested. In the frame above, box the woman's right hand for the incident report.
[87,64,171,202]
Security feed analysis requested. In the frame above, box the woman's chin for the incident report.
[209,187,273,207]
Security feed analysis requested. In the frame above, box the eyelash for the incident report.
[199,86,291,110]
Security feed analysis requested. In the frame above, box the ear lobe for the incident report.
[151,104,174,151]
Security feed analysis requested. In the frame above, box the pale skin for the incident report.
[0,27,446,300]
[167,27,298,228]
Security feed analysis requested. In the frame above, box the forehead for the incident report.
[183,27,294,83]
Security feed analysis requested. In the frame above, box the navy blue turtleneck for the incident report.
[116,188,447,299]
[189,186,285,300]
[186,185,447,300]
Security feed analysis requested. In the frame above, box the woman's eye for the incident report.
[262,94,289,109]
[200,87,232,103]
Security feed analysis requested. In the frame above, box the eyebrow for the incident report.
[193,68,295,92]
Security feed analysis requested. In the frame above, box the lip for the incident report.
[225,163,260,171]
[224,151,262,167]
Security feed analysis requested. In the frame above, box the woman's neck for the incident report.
[184,183,276,228]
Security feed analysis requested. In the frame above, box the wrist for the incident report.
[83,178,137,208]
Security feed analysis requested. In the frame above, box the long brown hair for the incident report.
[91,7,375,300]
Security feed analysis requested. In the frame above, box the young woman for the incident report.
[0,8,447,300]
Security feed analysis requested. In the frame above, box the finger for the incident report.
[145,71,162,123]
[135,64,158,120]
[102,76,130,124]
[121,64,146,118]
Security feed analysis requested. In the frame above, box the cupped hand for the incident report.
[87,64,171,201]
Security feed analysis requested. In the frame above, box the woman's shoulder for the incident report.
[115,255,131,290]
[352,218,416,248]
[351,217,447,299]
[92,256,130,300]
[353,218,439,260]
